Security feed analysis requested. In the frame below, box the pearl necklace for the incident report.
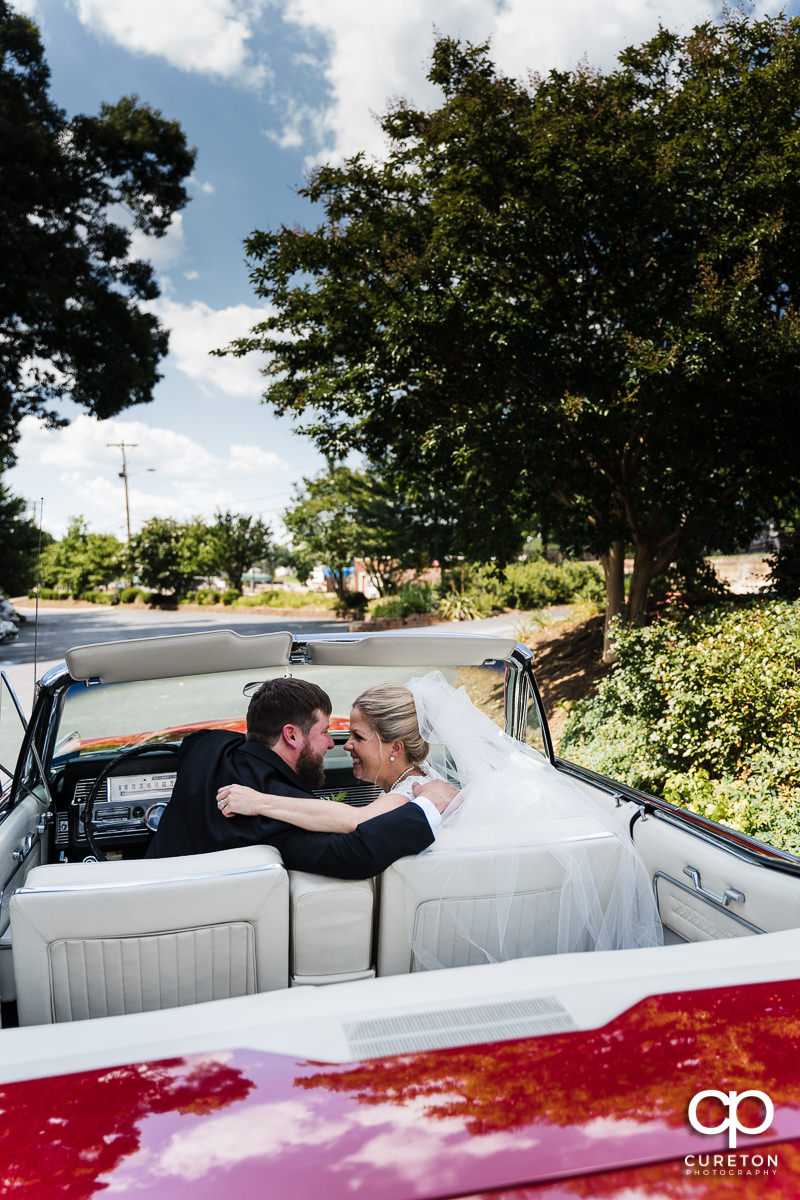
[386,764,419,791]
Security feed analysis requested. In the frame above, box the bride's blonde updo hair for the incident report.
[352,683,428,765]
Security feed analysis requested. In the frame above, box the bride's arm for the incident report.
[216,783,408,832]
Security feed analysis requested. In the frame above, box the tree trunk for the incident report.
[333,569,349,604]
[627,555,657,623]
[599,540,625,663]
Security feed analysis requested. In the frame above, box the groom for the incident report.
[146,676,451,878]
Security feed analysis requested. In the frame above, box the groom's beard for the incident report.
[296,744,326,790]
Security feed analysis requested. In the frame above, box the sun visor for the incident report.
[66,629,294,685]
[305,634,517,667]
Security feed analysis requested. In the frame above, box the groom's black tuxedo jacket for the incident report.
[146,728,434,878]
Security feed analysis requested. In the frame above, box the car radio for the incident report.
[63,771,177,846]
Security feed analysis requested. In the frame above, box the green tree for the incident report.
[283,467,430,603]
[39,517,122,594]
[0,485,46,595]
[178,518,216,583]
[0,3,195,467]
[224,16,800,654]
[207,510,273,593]
[128,517,193,595]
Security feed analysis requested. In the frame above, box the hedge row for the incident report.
[560,599,800,853]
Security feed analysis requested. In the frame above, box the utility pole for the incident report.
[107,441,136,544]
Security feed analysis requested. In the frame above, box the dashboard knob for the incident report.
[145,802,168,832]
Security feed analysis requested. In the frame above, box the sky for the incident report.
[7,0,795,541]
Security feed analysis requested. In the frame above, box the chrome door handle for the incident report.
[12,834,34,864]
[683,865,745,908]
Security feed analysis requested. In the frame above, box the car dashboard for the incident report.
[48,737,383,861]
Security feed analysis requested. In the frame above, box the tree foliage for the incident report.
[39,517,122,594]
[0,3,195,466]
[207,510,273,593]
[225,15,800,647]
[126,512,272,595]
[127,517,197,595]
[0,484,45,595]
[284,468,370,603]
[283,466,433,602]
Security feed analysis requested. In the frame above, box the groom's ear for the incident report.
[280,722,302,749]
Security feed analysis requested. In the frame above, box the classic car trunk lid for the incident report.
[2,978,799,1199]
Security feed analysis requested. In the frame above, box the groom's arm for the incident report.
[267,802,436,879]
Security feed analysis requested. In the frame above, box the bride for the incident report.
[218,673,663,962]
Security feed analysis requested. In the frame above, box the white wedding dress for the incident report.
[400,671,663,970]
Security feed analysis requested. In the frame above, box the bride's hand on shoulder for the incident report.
[412,778,458,814]
[216,784,265,817]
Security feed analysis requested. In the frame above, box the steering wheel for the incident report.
[83,742,182,862]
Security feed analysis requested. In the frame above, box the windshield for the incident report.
[52,660,514,764]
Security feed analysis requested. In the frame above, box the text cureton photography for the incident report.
[685,1089,778,1177]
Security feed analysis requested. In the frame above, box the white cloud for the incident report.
[158,1100,350,1181]
[148,297,273,398]
[74,0,270,86]
[227,444,289,474]
[14,415,293,538]
[275,0,724,162]
[128,212,187,271]
[490,0,717,80]
[190,175,216,196]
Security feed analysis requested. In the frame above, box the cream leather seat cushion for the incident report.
[11,845,289,1025]
[377,817,622,975]
[289,871,375,985]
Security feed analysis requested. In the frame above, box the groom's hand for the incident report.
[412,779,458,813]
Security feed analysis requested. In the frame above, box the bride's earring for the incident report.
[389,755,395,761]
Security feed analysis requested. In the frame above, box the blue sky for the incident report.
[8,0,793,541]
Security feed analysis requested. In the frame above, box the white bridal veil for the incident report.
[399,671,662,971]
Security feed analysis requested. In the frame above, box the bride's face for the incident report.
[344,706,390,785]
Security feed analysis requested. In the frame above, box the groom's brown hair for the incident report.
[246,678,332,746]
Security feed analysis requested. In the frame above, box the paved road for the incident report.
[0,605,348,668]
[0,603,566,718]
[0,606,347,717]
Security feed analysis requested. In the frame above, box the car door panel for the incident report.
[632,813,800,940]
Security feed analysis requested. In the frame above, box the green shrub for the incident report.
[28,587,68,600]
[557,560,606,604]
[503,558,603,609]
[560,599,800,851]
[196,588,221,605]
[368,596,405,619]
[401,582,437,614]
[367,583,438,620]
[119,587,143,604]
[235,589,335,609]
[76,591,119,605]
[440,565,503,615]
[221,589,242,606]
[439,592,482,621]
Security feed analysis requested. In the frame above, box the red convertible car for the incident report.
[0,628,798,1198]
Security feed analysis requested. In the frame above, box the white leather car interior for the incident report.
[10,845,289,1025]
